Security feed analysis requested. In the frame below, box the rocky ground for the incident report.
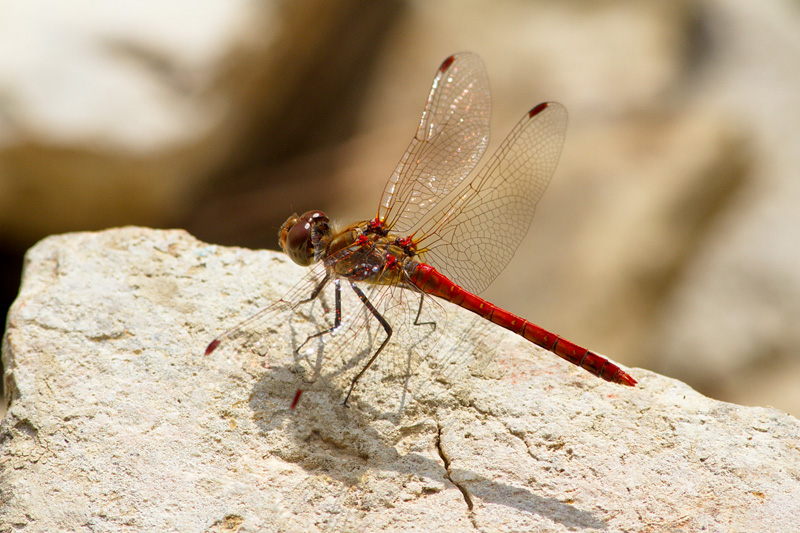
[2,228,798,531]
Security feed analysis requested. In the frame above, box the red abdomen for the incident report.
[408,263,636,386]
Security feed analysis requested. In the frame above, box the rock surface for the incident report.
[2,227,800,532]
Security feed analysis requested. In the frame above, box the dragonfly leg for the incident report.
[297,273,330,306]
[296,277,341,355]
[412,292,436,330]
[343,281,392,406]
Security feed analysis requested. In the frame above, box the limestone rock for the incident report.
[2,227,799,531]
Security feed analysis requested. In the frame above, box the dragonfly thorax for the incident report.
[313,221,412,286]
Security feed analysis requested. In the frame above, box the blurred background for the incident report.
[1,0,799,417]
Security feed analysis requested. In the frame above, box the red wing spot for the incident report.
[290,389,303,410]
[205,339,221,356]
[529,102,549,118]
[440,55,456,72]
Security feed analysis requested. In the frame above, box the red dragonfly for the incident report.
[206,53,636,407]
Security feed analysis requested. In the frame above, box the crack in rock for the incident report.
[435,422,473,512]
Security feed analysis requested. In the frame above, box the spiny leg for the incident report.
[412,291,437,330]
[296,277,341,354]
[343,281,392,406]
[297,273,331,306]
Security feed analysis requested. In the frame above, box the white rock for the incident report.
[2,227,799,531]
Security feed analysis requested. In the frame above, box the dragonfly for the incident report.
[206,53,636,407]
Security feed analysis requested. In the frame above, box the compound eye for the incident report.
[279,211,329,266]
[299,210,326,222]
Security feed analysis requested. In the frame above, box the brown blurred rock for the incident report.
[0,0,402,246]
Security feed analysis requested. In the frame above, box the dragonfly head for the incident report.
[279,210,332,266]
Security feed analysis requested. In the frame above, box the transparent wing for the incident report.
[379,53,492,235]
[414,102,568,294]
[205,250,447,408]
[204,261,332,363]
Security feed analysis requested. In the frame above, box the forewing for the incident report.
[379,53,492,235]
